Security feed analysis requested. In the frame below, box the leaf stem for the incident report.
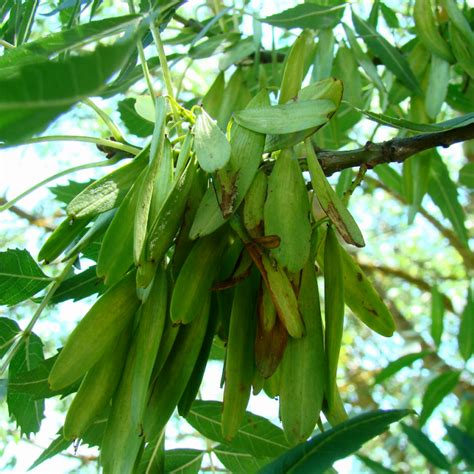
[148,18,182,128]
[82,98,125,142]
[0,39,14,49]
[0,158,120,213]
[0,135,140,155]
[128,0,157,102]
[0,259,75,376]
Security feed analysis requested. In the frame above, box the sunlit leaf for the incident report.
[428,152,469,248]
[261,4,345,30]
[445,424,474,466]
[419,371,460,426]
[0,37,137,143]
[214,445,274,474]
[7,332,45,435]
[118,98,154,137]
[401,423,451,470]
[374,351,432,385]
[186,400,289,458]
[0,249,51,306]
[352,13,421,94]
[259,409,412,473]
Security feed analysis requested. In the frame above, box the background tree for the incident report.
[0,0,473,472]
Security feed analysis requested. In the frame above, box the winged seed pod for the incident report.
[67,150,148,219]
[222,272,258,441]
[38,216,91,263]
[280,261,325,445]
[190,89,269,239]
[193,107,231,173]
[264,77,343,153]
[133,96,167,266]
[314,226,395,337]
[101,267,168,474]
[305,138,365,247]
[414,0,454,62]
[63,326,131,441]
[324,225,345,411]
[264,149,311,273]
[97,167,147,286]
[261,253,305,339]
[143,295,212,445]
[279,30,314,105]
[243,169,267,238]
[48,271,140,390]
[170,230,227,325]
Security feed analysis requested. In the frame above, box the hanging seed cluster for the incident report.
[42,31,395,474]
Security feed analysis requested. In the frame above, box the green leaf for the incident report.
[374,351,432,385]
[0,15,139,75]
[164,449,204,474]
[261,4,345,30]
[358,109,474,132]
[445,424,474,466]
[313,29,335,81]
[430,286,445,346]
[352,13,421,95]
[458,284,474,361]
[219,36,255,71]
[419,371,460,426]
[380,3,399,28]
[118,98,154,137]
[7,332,45,435]
[343,23,385,93]
[186,400,289,457]
[440,0,474,48]
[8,355,80,400]
[234,100,337,134]
[373,164,403,196]
[400,423,451,470]
[428,152,469,248]
[214,444,274,474]
[259,409,412,473]
[0,249,51,306]
[459,163,474,189]
[0,36,136,143]
[28,431,71,471]
[0,317,21,358]
[405,152,431,224]
[356,454,395,474]
[49,266,106,304]
[194,108,231,173]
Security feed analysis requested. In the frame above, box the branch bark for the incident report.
[366,176,474,270]
[316,123,474,176]
[0,197,54,231]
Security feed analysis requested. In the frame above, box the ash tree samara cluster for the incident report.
[0,0,473,473]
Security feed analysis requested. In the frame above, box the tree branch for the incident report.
[373,282,473,399]
[358,261,455,313]
[0,197,54,231]
[366,176,474,270]
[317,123,474,176]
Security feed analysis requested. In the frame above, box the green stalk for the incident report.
[128,0,157,102]
[0,39,14,49]
[0,135,140,155]
[0,158,119,212]
[149,20,182,127]
[0,259,76,376]
[82,98,125,142]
